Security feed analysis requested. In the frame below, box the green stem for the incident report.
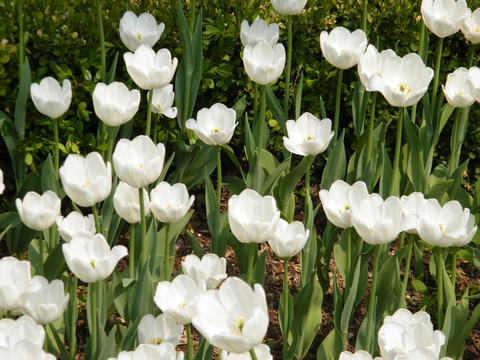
[249,348,259,360]
[436,247,444,328]
[53,117,59,180]
[129,224,135,279]
[345,228,352,300]
[139,188,148,269]
[451,249,457,292]
[283,16,292,117]
[17,0,24,77]
[189,0,196,33]
[365,245,380,354]
[468,44,476,67]
[183,71,192,140]
[106,125,115,166]
[216,146,222,207]
[89,281,98,358]
[362,0,368,34]
[164,222,171,281]
[146,90,153,138]
[154,114,160,144]
[246,243,257,286]
[253,82,259,116]
[96,0,106,83]
[257,85,266,150]
[282,257,290,359]
[390,108,404,196]
[431,37,444,112]
[448,107,469,177]
[38,231,44,275]
[398,232,405,250]
[186,323,194,360]
[400,238,413,302]
[304,155,311,223]
[91,204,101,234]
[334,69,344,142]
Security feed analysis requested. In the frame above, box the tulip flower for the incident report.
[150,182,194,223]
[181,253,227,289]
[149,85,178,118]
[56,211,96,243]
[0,341,56,360]
[270,0,308,15]
[399,192,426,234]
[92,82,141,127]
[461,8,480,43]
[154,275,205,325]
[417,199,477,247]
[62,233,128,283]
[124,45,178,90]
[107,343,183,360]
[21,276,69,325]
[351,194,403,245]
[186,103,238,146]
[30,77,72,119]
[378,308,448,360]
[268,219,309,259]
[228,189,280,244]
[319,180,370,229]
[192,277,269,354]
[366,53,434,107]
[283,112,334,156]
[442,67,475,107]
[240,19,279,47]
[0,257,39,313]
[221,344,273,360]
[113,181,151,224]
[339,351,376,360]
[467,66,480,103]
[16,191,61,232]
[421,0,470,38]
[320,27,367,70]
[113,135,165,189]
[0,168,4,195]
[242,41,286,85]
[0,315,47,349]
[119,11,165,52]
[358,44,396,88]
[60,152,112,208]
[138,314,183,347]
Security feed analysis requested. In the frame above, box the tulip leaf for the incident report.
[43,241,67,281]
[316,328,344,360]
[98,326,117,360]
[64,275,78,357]
[15,57,30,140]
[204,167,221,255]
[117,314,141,352]
[47,323,71,360]
[40,155,60,194]
[107,51,119,84]
[294,73,304,120]
[221,144,245,181]
[341,260,362,335]
[130,262,154,322]
[352,81,370,137]
[321,131,346,191]
[0,211,21,231]
[187,231,204,258]
[244,113,256,163]
[246,151,265,193]
[404,113,425,192]
[232,95,247,120]
[260,156,290,196]
[379,147,392,199]
[279,282,294,347]
[265,84,287,134]
[194,336,215,360]
[253,249,266,286]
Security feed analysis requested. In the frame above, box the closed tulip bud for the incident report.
[150,182,194,223]
[242,41,285,85]
[268,219,309,259]
[30,77,72,119]
[320,27,367,70]
[119,11,165,52]
[16,191,61,231]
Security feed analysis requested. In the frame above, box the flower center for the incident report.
[90,259,96,269]
[82,180,91,189]
[338,204,349,215]
[303,135,315,141]
[156,103,163,111]
[232,317,245,335]
[454,91,463,96]
[210,128,220,134]
[439,224,447,235]
[179,302,187,310]
[152,337,163,345]
[137,33,143,40]
[396,83,412,95]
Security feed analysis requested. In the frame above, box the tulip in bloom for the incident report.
[138,314,183,347]
[242,42,286,85]
[119,11,165,52]
[268,219,309,259]
[113,181,151,224]
[0,341,56,360]
[399,192,426,234]
[240,19,279,47]
[93,82,141,127]
[22,276,69,325]
[221,344,273,360]
[442,67,475,107]
[16,191,61,231]
[271,0,308,15]
[339,351,376,360]
[149,85,178,118]
[154,275,205,325]
[56,211,96,243]
[319,180,369,229]
[150,182,194,223]
[461,8,480,43]
[320,27,367,70]
[283,112,334,156]
[113,135,165,188]
[30,77,72,119]
[378,308,448,360]
[421,0,470,38]
[107,343,183,360]
[0,257,39,313]
[186,103,238,146]
[416,199,477,247]
[192,277,269,354]
[0,168,4,195]
[181,253,227,289]
[228,189,280,244]
[366,53,434,107]
[351,194,403,245]
[124,45,178,90]
[62,234,128,283]
[60,152,112,208]
[357,44,396,88]
[466,66,480,103]
[0,315,46,349]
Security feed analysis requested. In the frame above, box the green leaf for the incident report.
[97,327,116,360]
[15,58,31,140]
[187,231,204,257]
[130,262,154,322]
[40,155,60,194]
[221,144,245,181]
[259,156,290,196]
[43,242,67,281]
[265,84,287,133]
[294,74,304,120]
[279,155,313,216]
[316,328,344,360]
[321,131,346,190]
[253,249,266,286]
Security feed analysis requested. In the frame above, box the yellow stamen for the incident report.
[232,317,245,335]
[137,33,143,40]
[90,259,96,269]
[152,337,163,345]
[210,128,220,134]
[82,180,91,189]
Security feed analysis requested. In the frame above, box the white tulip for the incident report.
[240,19,279,47]
[56,211,96,243]
[138,314,183,347]
[339,350,377,360]
[320,27,367,70]
[221,344,273,360]
[16,191,61,231]
[399,192,426,234]
[0,315,45,349]
[113,181,150,224]
[271,0,308,15]
[119,11,165,52]
[358,44,396,88]
[442,67,475,108]
[268,219,309,259]
[0,168,5,195]
[0,341,56,360]
[149,85,177,118]
[466,66,480,103]
[150,182,194,223]
[30,77,72,119]
[461,8,480,43]
[107,343,183,360]
[421,0,471,38]
[181,253,227,289]
[242,42,285,85]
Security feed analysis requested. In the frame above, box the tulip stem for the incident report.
[431,37,443,111]
[38,231,44,275]
[246,243,257,286]
[91,204,102,234]
[249,348,259,360]
[451,249,457,290]
[164,222,171,281]
[88,281,98,358]
[129,224,135,279]
[304,155,311,222]
[253,83,259,116]
[153,113,160,144]
[283,16,292,117]
[186,323,194,360]
[106,125,115,166]
[365,245,380,354]
[334,69,344,143]
[345,228,351,300]
[146,90,153,138]
[53,117,59,180]
[282,257,290,359]
[436,247,444,328]
[448,107,469,177]
[468,44,476,67]
[17,0,24,77]
[139,188,148,269]
[365,92,376,172]
[95,0,106,83]
[216,146,222,207]
[400,238,413,304]
[257,84,267,150]
[390,107,404,196]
